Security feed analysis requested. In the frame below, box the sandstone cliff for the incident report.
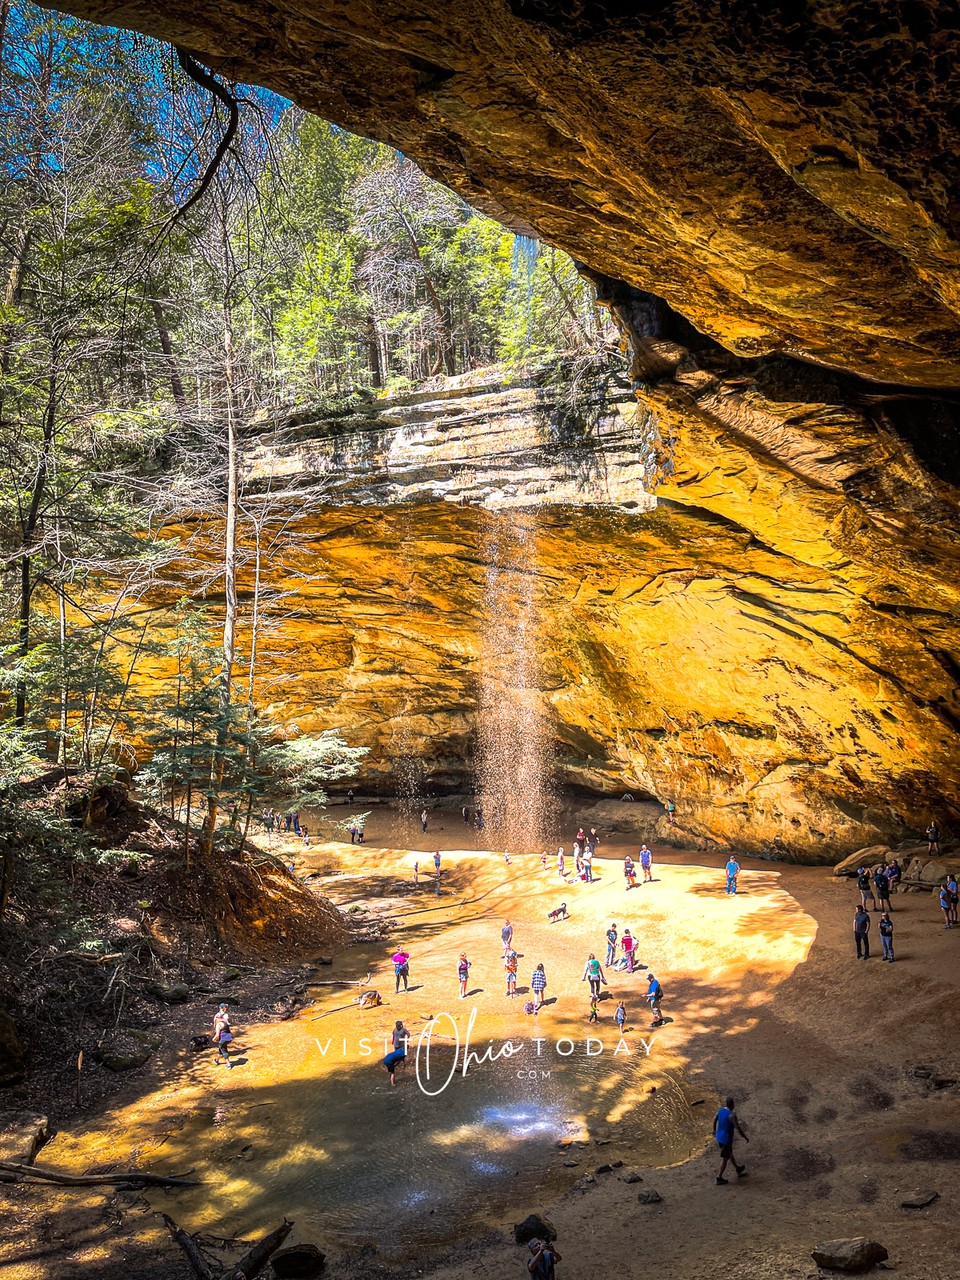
[42,0,960,859]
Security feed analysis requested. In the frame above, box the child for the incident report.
[212,1003,234,1068]
[557,846,566,878]
[622,928,635,973]
[540,851,548,871]
[505,948,518,997]
[878,913,895,962]
[588,995,599,1024]
[624,855,636,889]
[458,952,471,998]
[615,1000,626,1033]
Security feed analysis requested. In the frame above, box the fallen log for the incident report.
[164,1214,294,1280]
[234,1218,295,1278]
[163,1214,215,1280]
[0,1160,198,1188]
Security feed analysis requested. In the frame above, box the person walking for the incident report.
[588,994,599,1024]
[433,850,441,874]
[665,799,675,823]
[501,919,514,954]
[505,948,518,997]
[587,827,600,858]
[581,953,607,998]
[622,928,635,973]
[540,851,548,871]
[624,854,636,889]
[646,973,664,1027]
[639,844,652,882]
[527,1237,562,1279]
[421,808,429,834]
[583,846,594,883]
[713,1096,749,1184]
[383,1025,408,1086]
[873,864,892,913]
[927,820,941,853]
[458,953,471,998]
[393,948,411,992]
[879,913,895,962]
[725,855,740,895]
[615,1000,626,1034]
[349,822,357,845]
[357,823,365,844]
[605,922,618,967]
[462,804,470,825]
[574,847,583,879]
[212,1003,234,1068]
[475,806,485,830]
[347,787,355,806]
[557,846,566,878]
[856,867,877,911]
[854,903,871,957]
[413,860,419,887]
[948,873,959,926]
[531,963,547,1010]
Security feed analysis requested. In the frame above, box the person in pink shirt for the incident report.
[621,929,636,974]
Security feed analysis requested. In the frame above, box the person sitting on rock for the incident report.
[886,859,902,891]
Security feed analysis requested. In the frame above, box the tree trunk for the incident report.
[200,311,239,859]
[150,296,189,420]
[16,373,57,727]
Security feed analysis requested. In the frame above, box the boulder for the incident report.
[147,980,191,1004]
[834,847,890,877]
[513,1214,557,1245]
[271,1244,326,1277]
[637,1189,663,1204]
[0,1112,49,1163]
[0,1010,25,1086]
[918,860,951,884]
[901,1191,939,1209]
[620,1171,643,1184]
[94,1028,161,1072]
[811,1238,889,1272]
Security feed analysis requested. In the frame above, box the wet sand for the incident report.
[5,809,960,1278]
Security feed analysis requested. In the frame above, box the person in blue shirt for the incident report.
[713,1096,749,1184]
[527,1237,562,1279]
[725,857,740,895]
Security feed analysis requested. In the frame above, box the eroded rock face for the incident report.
[46,0,960,385]
[145,344,960,864]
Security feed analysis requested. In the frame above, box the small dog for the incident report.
[547,902,568,922]
[189,1034,209,1052]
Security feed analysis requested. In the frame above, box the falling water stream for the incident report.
[477,511,554,852]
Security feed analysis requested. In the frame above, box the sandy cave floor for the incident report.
[3,809,960,1279]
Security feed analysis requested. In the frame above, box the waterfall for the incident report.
[476,509,553,853]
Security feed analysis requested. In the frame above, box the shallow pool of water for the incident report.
[149,1035,703,1259]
